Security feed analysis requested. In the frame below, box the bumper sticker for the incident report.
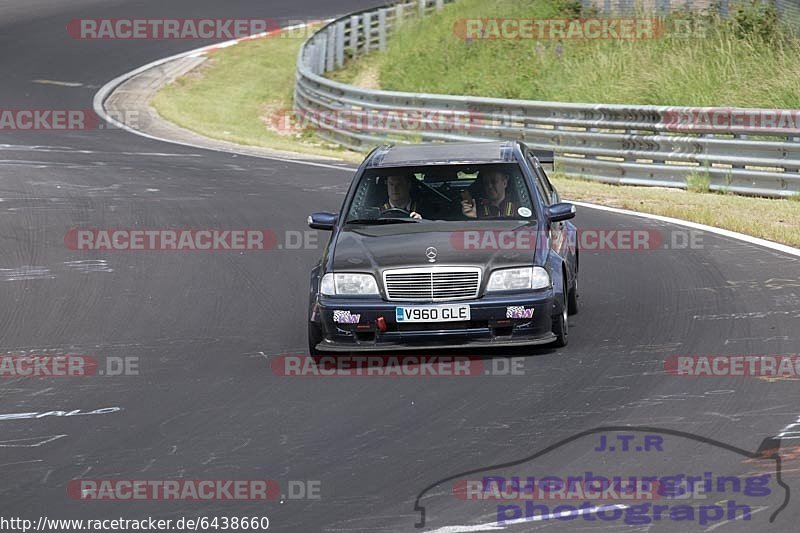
[506,306,534,319]
[333,310,361,324]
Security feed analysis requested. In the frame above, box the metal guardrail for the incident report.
[294,0,800,197]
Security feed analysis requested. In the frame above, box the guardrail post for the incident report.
[317,39,327,74]
[435,0,444,10]
[349,15,359,56]
[363,12,372,52]
[378,9,387,51]
[325,26,335,72]
[305,44,313,75]
[419,0,426,18]
[335,21,345,67]
[396,4,404,24]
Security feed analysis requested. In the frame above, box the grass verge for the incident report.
[151,29,363,162]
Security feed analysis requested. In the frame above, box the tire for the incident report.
[568,275,579,315]
[308,322,323,357]
[552,283,569,347]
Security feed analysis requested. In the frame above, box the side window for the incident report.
[526,152,551,206]
[539,165,560,204]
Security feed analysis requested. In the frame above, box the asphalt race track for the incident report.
[1,1,799,531]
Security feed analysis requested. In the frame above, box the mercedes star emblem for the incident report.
[425,247,438,263]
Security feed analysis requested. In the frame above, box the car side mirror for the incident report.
[307,212,338,231]
[546,202,576,223]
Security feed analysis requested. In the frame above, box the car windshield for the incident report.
[344,163,535,223]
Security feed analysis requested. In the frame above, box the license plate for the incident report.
[395,305,470,323]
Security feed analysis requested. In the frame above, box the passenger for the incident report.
[461,169,518,218]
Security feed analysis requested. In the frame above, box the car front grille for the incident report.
[383,267,481,301]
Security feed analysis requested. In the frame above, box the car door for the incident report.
[526,151,567,256]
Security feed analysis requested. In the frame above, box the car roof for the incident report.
[366,141,553,168]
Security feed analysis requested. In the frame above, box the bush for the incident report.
[730,0,781,40]
[553,0,583,17]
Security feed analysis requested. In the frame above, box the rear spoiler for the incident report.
[530,150,554,165]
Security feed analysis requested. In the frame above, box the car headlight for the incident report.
[320,273,379,296]
[486,267,550,291]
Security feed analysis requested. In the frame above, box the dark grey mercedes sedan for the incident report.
[307,141,578,354]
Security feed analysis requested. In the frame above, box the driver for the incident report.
[461,169,518,218]
[381,175,424,220]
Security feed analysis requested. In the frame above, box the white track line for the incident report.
[93,27,800,260]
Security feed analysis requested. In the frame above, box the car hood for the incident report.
[332,221,538,273]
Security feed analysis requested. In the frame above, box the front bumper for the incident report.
[311,290,558,352]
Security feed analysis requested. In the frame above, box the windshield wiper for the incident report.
[345,218,421,225]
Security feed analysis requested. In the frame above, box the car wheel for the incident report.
[308,322,323,357]
[568,275,579,315]
[552,283,569,347]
